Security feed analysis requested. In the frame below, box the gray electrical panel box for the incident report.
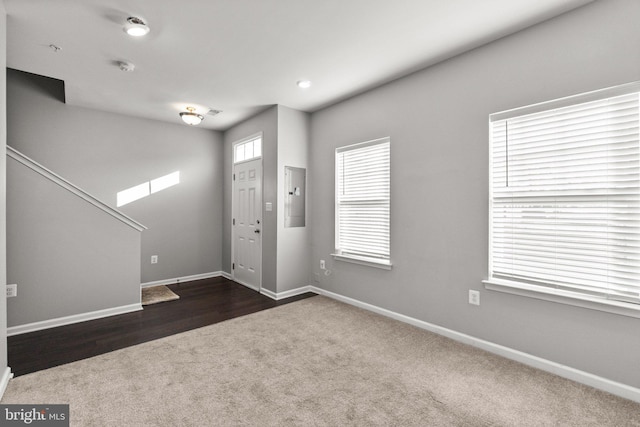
[284,166,306,227]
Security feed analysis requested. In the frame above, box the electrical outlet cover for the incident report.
[6,284,17,298]
[469,290,480,306]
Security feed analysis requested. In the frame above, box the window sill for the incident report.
[483,278,640,319]
[332,253,392,270]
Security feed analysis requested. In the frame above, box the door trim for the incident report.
[231,136,263,292]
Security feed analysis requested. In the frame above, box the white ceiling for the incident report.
[4,0,593,131]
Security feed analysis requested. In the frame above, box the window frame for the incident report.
[484,81,640,318]
[333,137,392,270]
[233,133,262,164]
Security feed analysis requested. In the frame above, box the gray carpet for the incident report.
[2,296,639,426]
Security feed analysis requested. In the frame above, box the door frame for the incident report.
[231,133,264,292]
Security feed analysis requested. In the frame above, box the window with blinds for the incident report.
[334,137,391,269]
[488,86,640,307]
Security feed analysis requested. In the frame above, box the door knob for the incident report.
[254,229,260,234]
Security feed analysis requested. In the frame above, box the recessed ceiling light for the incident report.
[297,80,312,89]
[124,17,150,37]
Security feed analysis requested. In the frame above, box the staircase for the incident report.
[6,147,147,335]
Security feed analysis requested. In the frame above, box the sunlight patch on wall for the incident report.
[150,171,180,194]
[117,171,180,207]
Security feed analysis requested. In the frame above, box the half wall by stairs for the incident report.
[6,147,146,335]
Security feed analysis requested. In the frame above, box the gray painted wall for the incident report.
[309,0,640,388]
[222,106,311,294]
[223,106,278,292]
[276,106,310,292]
[7,156,141,326]
[7,69,224,283]
[0,4,8,375]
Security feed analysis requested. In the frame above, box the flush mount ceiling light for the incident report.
[297,80,312,89]
[180,107,204,126]
[124,17,150,37]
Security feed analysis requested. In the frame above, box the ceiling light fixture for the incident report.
[180,107,204,126]
[297,80,312,89]
[124,17,150,37]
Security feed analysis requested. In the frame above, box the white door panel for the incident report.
[233,159,262,290]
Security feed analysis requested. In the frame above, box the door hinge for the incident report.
[233,173,236,181]
[233,218,235,225]
[232,263,235,270]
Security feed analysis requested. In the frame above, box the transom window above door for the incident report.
[234,135,262,163]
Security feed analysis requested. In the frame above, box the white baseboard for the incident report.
[261,285,313,301]
[309,286,640,403]
[7,303,143,337]
[7,271,232,337]
[141,271,226,288]
[0,367,13,400]
[260,288,277,299]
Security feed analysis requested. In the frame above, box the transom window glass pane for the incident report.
[254,138,262,157]
[235,144,245,163]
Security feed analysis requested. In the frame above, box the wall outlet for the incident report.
[7,284,17,298]
[469,290,480,306]
[151,255,158,264]
[320,259,326,270]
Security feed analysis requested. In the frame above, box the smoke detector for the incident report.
[119,61,135,72]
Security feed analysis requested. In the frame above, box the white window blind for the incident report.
[335,137,391,265]
[489,89,640,306]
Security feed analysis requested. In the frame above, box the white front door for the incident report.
[232,158,262,290]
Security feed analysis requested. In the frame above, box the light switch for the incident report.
[266,202,273,211]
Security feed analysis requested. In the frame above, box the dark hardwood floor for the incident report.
[8,277,316,377]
